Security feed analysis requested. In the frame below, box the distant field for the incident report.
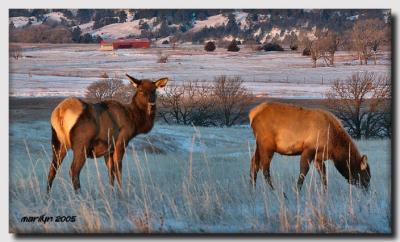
[9,43,392,233]
[9,44,390,98]
[9,98,391,233]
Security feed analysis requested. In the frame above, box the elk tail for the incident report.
[51,126,61,154]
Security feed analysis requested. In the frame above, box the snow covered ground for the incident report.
[9,44,391,99]
[9,118,392,233]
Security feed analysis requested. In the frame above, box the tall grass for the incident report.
[9,125,391,233]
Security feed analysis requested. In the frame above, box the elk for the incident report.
[47,74,168,193]
[249,102,371,191]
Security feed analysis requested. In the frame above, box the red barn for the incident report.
[100,38,151,50]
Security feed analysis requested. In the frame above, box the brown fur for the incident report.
[47,74,168,193]
[51,98,84,148]
[249,102,371,191]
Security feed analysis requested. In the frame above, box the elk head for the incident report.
[358,155,371,190]
[126,74,168,115]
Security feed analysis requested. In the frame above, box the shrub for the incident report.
[204,41,216,52]
[9,44,22,59]
[158,80,218,126]
[157,51,169,63]
[263,42,284,51]
[10,25,72,43]
[227,40,240,52]
[325,72,391,138]
[213,76,255,126]
[85,74,134,103]
[290,44,298,51]
[302,47,311,56]
[159,76,255,127]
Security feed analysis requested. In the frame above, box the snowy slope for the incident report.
[9,16,41,28]
[89,17,157,39]
[234,11,249,29]
[44,12,70,23]
[189,14,228,32]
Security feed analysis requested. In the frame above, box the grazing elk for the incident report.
[249,102,371,191]
[47,74,168,193]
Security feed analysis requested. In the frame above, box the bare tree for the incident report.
[157,50,169,63]
[158,80,217,126]
[85,73,134,103]
[351,19,387,65]
[9,44,22,59]
[325,72,391,139]
[319,30,341,66]
[213,75,255,126]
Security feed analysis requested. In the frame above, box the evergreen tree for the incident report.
[118,10,127,23]
[31,9,48,20]
[9,9,31,17]
[158,19,170,37]
[9,21,15,30]
[225,13,239,36]
[81,33,93,43]
[72,26,82,42]
[76,9,93,24]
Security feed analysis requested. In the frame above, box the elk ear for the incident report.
[126,74,141,87]
[154,77,169,88]
[360,155,368,171]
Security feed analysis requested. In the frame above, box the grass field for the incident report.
[8,44,392,233]
[9,117,391,233]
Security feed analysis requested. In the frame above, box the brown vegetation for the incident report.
[213,76,255,126]
[10,25,72,43]
[9,44,22,59]
[227,40,240,52]
[350,18,389,65]
[325,72,391,138]
[204,41,216,52]
[158,76,254,127]
[158,80,217,126]
[85,73,134,104]
[157,51,169,63]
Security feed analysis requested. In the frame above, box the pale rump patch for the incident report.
[50,98,84,148]
[249,102,269,125]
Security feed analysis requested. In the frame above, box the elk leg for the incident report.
[260,149,275,189]
[250,145,260,187]
[315,160,327,191]
[113,140,126,190]
[70,146,88,192]
[104,153,115,188]
[297,150,314,191]
[47,144,67,193]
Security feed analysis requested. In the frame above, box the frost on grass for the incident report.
[9,46,390,99]
[9,120,391,233]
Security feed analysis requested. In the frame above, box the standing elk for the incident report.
[47,74,168,193]
[249,102,371,191]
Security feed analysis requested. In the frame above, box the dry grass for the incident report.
[9,124,391,234]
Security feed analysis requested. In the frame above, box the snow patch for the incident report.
[234,11,249,29]
[347,15,359,21]
[44,12,70,23]
[190,14,228,32]
[76,21,94,33]
[90,18,157,39]
[9,16,41,28]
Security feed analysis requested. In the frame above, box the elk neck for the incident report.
[128,93,156,134]
[331,132,362,182]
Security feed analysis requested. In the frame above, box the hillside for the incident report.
[9,9,391,44]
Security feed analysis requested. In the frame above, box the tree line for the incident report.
[85,72,391,138]
[9,9,390,48]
